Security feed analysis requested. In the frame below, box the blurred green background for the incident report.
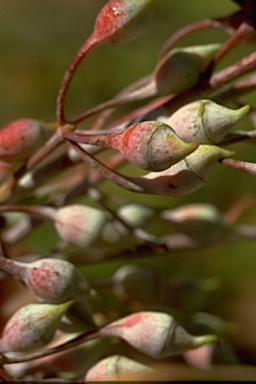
[1,0,256,357]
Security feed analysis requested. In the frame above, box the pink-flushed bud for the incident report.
[164,100,249,144]
[92,0,156,45]
[54,204,110,249]
[0,301,72,353]
[137,144,234,196]
[84,354,152,381]
[161,203,232,244]
[66,121,198,171]
[111,264,167,304]
[0,256,97,303]
[98,311,218,358]
[0,118,53,163]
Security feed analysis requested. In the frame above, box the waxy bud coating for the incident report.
[93,0,156,44]
[0,256,97,303]
[84,354,152,381]
[113,121,198,171]
[140,144,233,196]
[72,121,198,171]
[0,118,52,163]
[98,311,218,358]
[54,204,110,249]
[165,100,249,144]
[0,301,72,352]
[153,44,220,95]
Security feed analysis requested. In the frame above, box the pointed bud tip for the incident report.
[192,334,219,349]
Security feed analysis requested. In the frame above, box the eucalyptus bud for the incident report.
[117,203,155,227]
[0,301,72,352]
[84,354,152,381]
[165,100,249,144]
[92,0,156,45]
[0,118,53,163]
[151,44,220,95]
[138,144,234,196]
[111,264,167,304]
[161,203,232,244]
[0,256,97,303]
[54,204,110,249]
[98,311,218,358]
[67,121,198,171]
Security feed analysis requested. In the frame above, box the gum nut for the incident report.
[93,0,156,44]
[165,100,249,144]
[20,258,97,303]
[154,44,220,95]
[99,311,218,358]
[54,204,110,249]
[0,301,72,352]
[0,118,52,163]
[84,354,152,381]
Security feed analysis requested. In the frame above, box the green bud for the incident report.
[165,100,249,144]
[0,301,72,352]
[154,44,220,95]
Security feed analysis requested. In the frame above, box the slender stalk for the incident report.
[56,36,99,125]
[211,22,254,66]
[68,141,144,193]
[220,158,256,176]
[1,328,100,365]
[0,205,55,225]
[159,18,224,59]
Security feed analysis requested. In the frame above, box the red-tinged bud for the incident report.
[98,311,218,358]
[0,301,72,352]
[68,121,198,171]
[0,256,97,303]
[0,118,53,163]
[54,204,110,249]
[84,354,152,381]
[93,0,156,45]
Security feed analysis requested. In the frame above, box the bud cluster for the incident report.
[0,0,255,381]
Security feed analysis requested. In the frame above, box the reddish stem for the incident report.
[159,18,224,59]
[220,158,256,176]
[56,36,99,126]
[212,22,255,67]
